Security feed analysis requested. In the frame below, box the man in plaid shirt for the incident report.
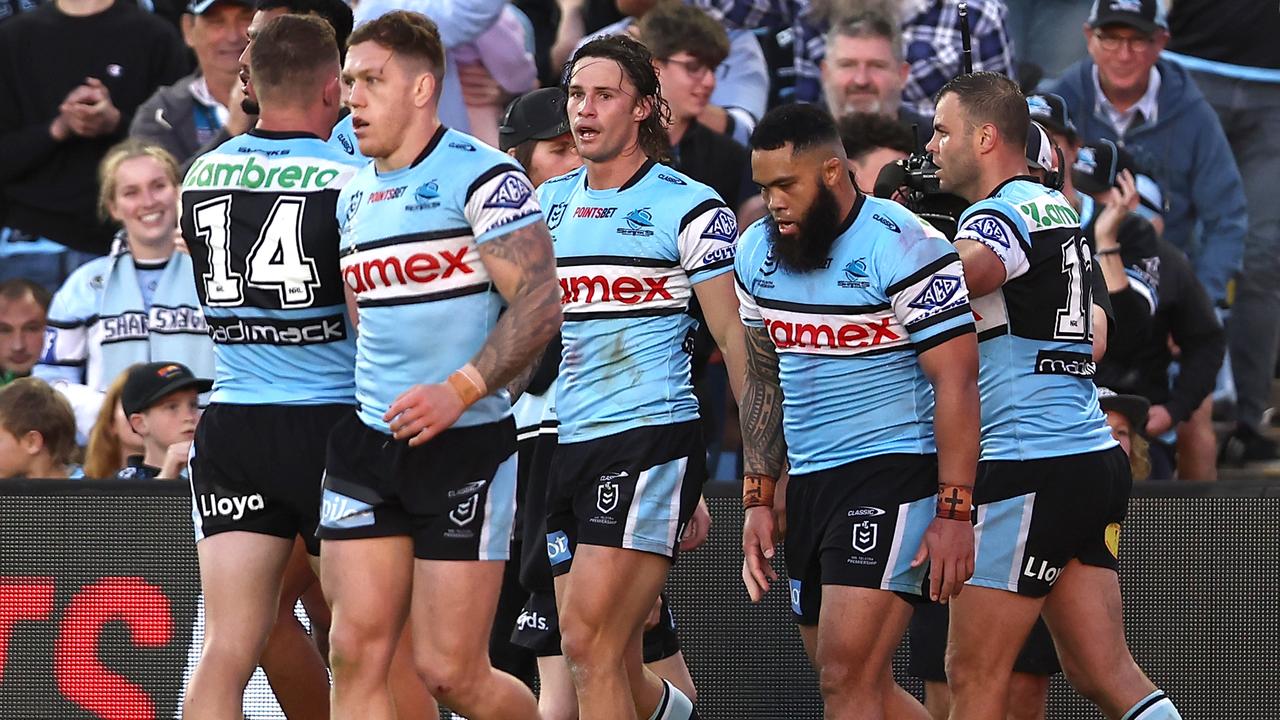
[694,0,1014,115]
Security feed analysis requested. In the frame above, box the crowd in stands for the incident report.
[0,0,1276,482]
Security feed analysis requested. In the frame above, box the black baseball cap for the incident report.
[1087,0,1167,34]
[1026,93,1075,139]
[122,362,213,416]
[1098,386,1150,434]
[499,88,571,152]
[187,0,251,15]
[1072,139,1139,195]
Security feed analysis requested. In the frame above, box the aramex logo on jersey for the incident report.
[559,274,674,305]
[342,246,476,294]
[766,316,904,351]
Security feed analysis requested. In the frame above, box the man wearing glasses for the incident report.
[1053,0,1245,332]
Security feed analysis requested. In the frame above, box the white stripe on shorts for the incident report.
[1006,493,1037,592]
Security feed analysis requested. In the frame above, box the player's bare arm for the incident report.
[740,322,785,601]
[911,333,980,603]
[693,272,748,404]
[386,220,562,446]
[955,239,1008,297]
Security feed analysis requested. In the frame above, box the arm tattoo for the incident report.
[473,220,563,393]
[740,324,786,478]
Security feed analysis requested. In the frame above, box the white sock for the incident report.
[1122,690,1182,720]
[648,679,696,720]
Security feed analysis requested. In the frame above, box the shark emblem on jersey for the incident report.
[908,274,963,310]
[619,208,655,236]
[839,258,870,288]
[416,181,439,201]
[701,209,737,243]
[484,174,533,209]
[970,217,1011,248]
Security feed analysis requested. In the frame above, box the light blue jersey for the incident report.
[180,129,364,405]
[736,194,975,476]
[338,126,543,434]
[955,177,1118,461]
[538,160,737,443]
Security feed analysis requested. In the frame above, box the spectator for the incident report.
[636,0,764,224]
[693,0,1013,116]
[0,377,79,479]
[820,9,930,145]
[348,0,508,133]
[1051,0,1246,308]
[1097,386,1151,480]
[116,360,208,480]
[1167,0,1280,461]
[1078,153,1226,480]
[130,0,253,164]
[576,0,769,147]
[836,110,913,192]
[0,279,51,387]
[83,366,145,478]
[453,6,538,147]
[34,140,215,395]
[0,0,188,289]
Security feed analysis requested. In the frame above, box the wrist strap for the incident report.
[936,484,973,522]
[447,363,487,408]
[1097,247,1121,257]
[743,474,777,509]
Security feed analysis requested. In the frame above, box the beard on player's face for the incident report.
[764,180,845,273]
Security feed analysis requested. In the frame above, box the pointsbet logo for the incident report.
[184,154,347,192]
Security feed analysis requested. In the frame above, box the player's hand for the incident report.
[159,440,193,479]
[742,505,778,602]
[1146,404,1174,436]
[911,516,974,603]
[680,495,712,551]
[385,382,465,447]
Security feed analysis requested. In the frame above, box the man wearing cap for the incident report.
[130,0,253,164]
[1052,0,1246,313]
[117,361,212,481]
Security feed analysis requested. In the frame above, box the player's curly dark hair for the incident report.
[563,35,672,163]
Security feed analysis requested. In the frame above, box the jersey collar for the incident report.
[987,175,1039,198]
[837,177,866,237]
[619,158,657,191]
[247,129,321,140]
[410,124,449,169]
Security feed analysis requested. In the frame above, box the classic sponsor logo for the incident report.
[207,315,346,346]
[547,530,572,565]
[766,317,902,350]
[449,140,476,152]
[872,213,900,233]
[485,175,533,209]
[198,492,265,521]
[840,258,870,288]
[701,209,737,243]
[338,133,355,155]
[185,155,342,191]
[447,479,487,499]
[449,495,479,526]
[852,520,877,553]
[342,248,474,293]
[847,506,885,518]
[559,274,674,305]
[574,206,617,219]
[547,202,567,230]
[1035,350,1095,378]
[596,481,619,514]
[369,186,406,203]
[1023,555,1062,585]
[908,274,963,310]
[619,208,655,236]
[658,173,686,185]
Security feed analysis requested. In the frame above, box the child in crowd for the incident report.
[84,366,146,478]
[117,361,210,480]
[0,377,79,479]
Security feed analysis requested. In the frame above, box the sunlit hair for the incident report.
[936,72,1029,150]
[565,34,672,163]
[83,366,139,479]
[0,378,77,468]
[97,140,180,221]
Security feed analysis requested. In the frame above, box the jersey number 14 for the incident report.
[194,194,320,308]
